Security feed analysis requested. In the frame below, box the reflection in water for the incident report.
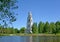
[25,36,60,42]
[25,36,32,42]
[0,36,60,42]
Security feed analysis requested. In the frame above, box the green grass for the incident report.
[0,33,60,36]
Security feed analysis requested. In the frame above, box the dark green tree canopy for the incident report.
[38,21,44,33]
[0,0,18,27]
[43,22,49,33]
[20,27,26,33]
[32,23,38,33]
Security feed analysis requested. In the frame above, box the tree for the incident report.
[43,22,49,33]
[13,28,19,33]
[6,27,14,34]
[49,22,56,34]
[38,21,44,33]
[0,25,4,33]
[0,0,18,27]
[32,23,38,33]
[20,27,26,33]
[55,21,60,33]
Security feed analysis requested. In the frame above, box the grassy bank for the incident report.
[0,33,60,36]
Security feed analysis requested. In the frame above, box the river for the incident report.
[0,36,60,42]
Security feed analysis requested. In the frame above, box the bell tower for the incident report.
[26,11,33,33]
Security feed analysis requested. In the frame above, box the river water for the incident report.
[0,36,60,42]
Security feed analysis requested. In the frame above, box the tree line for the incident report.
[0,26,26,34]
[0,21,60,34]
[32,21,60,34]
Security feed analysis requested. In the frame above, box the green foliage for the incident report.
[43,22,49,33]
[6,27,14,34]
[38,21,60,34]
[0,21,60,34]
[38,21,44,33]
[49,22,56,34]
[0,0,18,27]
[32,23,38,33]
[55,21,60,33]
[19,27,26,33]
[14,28,19,33]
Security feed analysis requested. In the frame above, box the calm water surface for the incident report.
[0,36,60,42]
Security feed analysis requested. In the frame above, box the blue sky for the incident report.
[12,0,60,29]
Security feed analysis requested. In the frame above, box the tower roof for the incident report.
[28,11,32,16]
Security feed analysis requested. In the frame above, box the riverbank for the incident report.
[0,34,60,36]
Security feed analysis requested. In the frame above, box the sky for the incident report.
[12,0,60,29]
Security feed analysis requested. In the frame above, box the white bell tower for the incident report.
[26,11,33,33]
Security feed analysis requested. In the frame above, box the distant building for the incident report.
[26,11,33,33]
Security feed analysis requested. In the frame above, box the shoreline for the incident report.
[0,34,60,36]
